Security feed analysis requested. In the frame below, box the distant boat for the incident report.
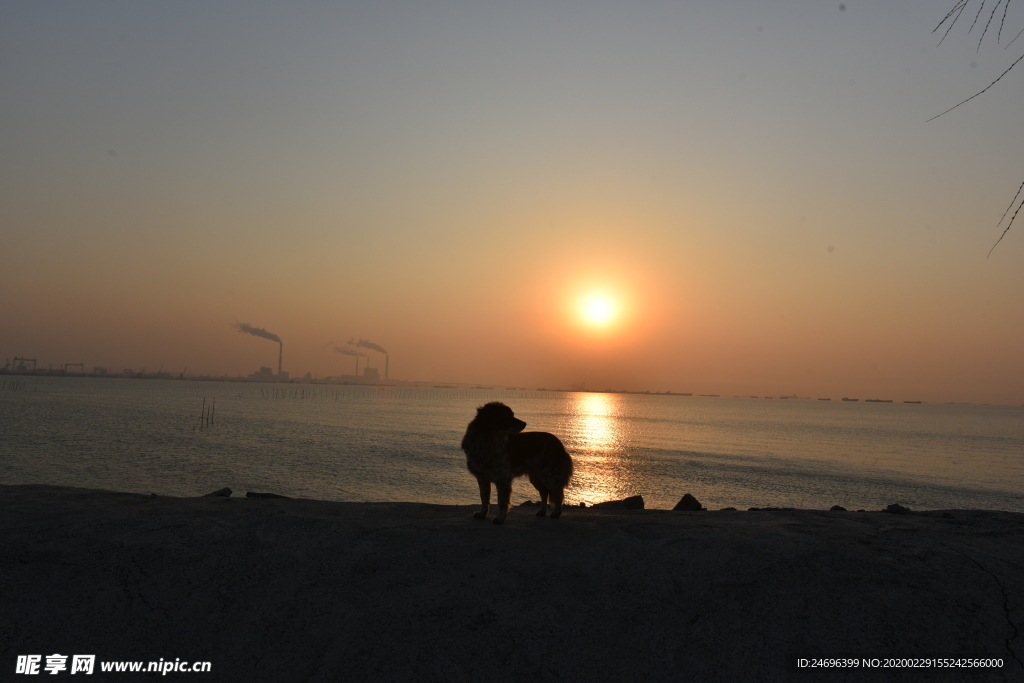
[841,398,859,402]
[471,386,493,390]
[818,398,831,401]
[865,399,893,403]
[433,385,456,389]
[904,400,922,404]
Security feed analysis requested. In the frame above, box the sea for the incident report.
[2,377,1022,512]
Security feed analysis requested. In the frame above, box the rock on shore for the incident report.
[2,485,1022,682]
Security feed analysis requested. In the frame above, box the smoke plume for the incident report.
[236,323,281,343]
[348,338,387,355]
[334,347,365,357]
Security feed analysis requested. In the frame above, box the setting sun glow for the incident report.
[581,295,616,326]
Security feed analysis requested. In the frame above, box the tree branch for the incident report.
[926,49,1024,121]
[988,179,1024,257]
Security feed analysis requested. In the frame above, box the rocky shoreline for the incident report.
[3,485,1022,681]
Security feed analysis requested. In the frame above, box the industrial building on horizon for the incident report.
[247,366,290,383]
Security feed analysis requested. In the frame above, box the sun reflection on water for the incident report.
[561,392,640,505]
[569,392,620,454]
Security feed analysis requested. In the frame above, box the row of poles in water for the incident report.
[257,387,547,401]
[194,396,215,430]
[191,389,547,431]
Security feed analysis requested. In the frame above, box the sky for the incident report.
[2,0,1024,404]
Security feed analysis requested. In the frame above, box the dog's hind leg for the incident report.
[550,488,565,519]
[473,478,490,520]
[528,473,549,517]
[492,480,512,524]
[535,487,549,517]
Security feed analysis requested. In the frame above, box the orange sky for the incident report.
[2,1,1023,404]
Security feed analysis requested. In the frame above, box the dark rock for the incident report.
[830,505,847,511]
[518,500,539,507]
[203,488,232,498]
[245,492,291,499]
[885,503,911,514]
[672,493,703,511]
[579,502,587,507]
[623,495,644,509]
[593,495,645,510]
[720,507,737,511]
[748,507,760,511]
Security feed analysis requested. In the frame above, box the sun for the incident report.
[580,294,617,327]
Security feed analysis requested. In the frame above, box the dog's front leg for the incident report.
[492,480,512,524]
[536,489,549,517]
[550,489,564,519]
[473,478,490,519]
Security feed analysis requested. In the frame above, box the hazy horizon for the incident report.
[4,1,1024,405]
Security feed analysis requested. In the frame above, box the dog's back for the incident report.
[508,431,573,519]
[507,432,573,490]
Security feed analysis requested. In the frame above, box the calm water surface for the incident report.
[2,377,1022,511]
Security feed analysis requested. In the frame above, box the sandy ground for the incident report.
[2,485,1023,682]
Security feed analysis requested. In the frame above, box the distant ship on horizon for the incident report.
[841,398,859,402]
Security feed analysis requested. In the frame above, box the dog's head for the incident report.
[471,402,527,433]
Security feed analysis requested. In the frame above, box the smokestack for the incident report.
[333,346,365,376]
[235,323,283,380]
[346,338,387,378]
